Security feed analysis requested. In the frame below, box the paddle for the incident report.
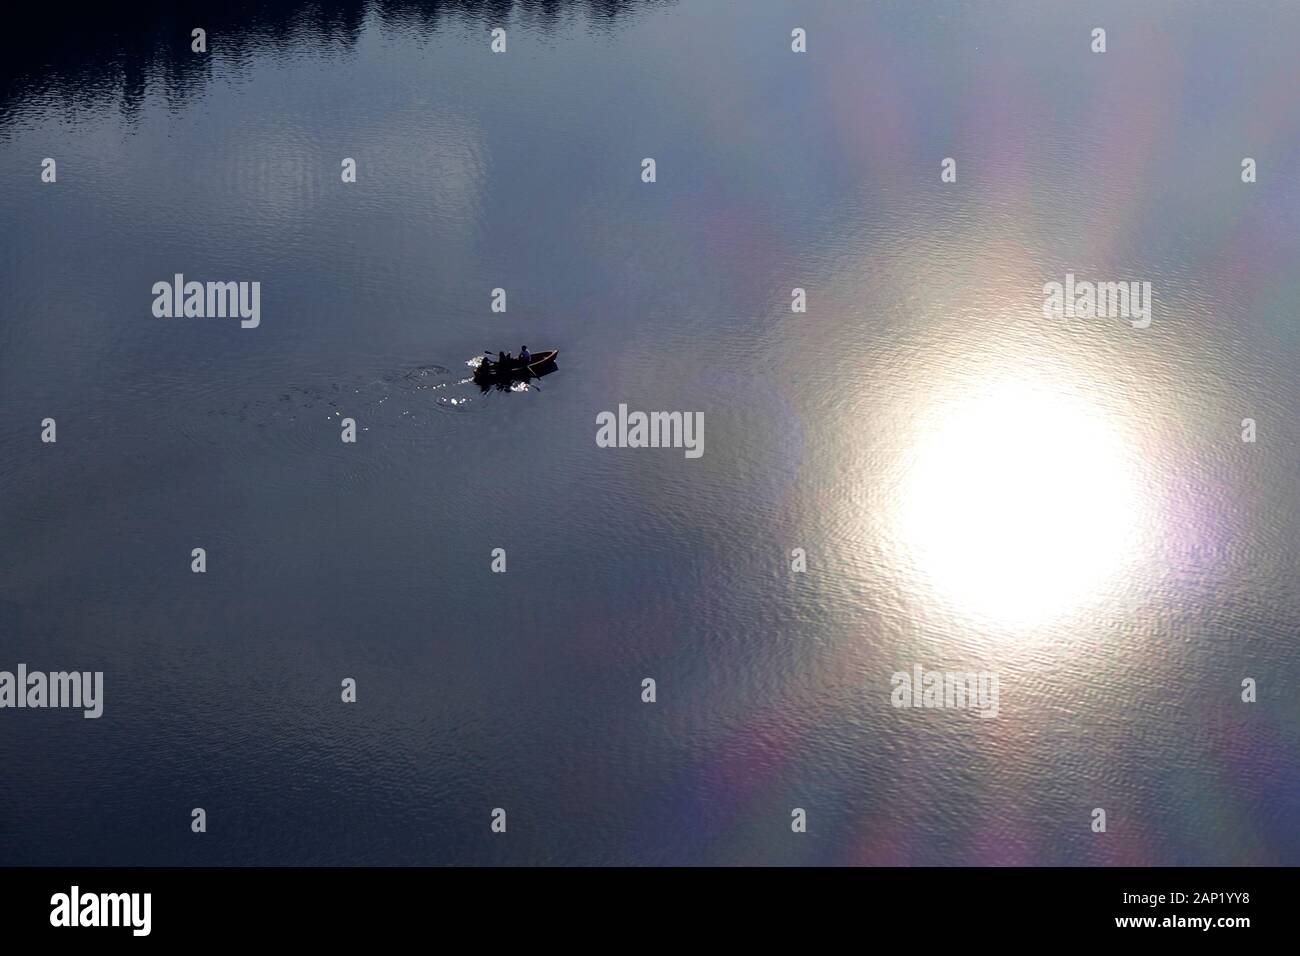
[523,358,544,390]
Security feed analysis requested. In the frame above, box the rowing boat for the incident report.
[476,349,559,381]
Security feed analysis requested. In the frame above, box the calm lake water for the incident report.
[1,0,1297,865]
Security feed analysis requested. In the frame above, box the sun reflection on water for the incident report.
[889,376,1151,630]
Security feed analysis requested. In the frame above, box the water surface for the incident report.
[1,0,1297,865]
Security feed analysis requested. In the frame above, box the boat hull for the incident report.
[475,349,559,382]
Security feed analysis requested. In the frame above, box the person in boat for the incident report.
[498,351,510,369]
[519,346,531,365]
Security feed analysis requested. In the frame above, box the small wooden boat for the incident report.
[476,349,559,381]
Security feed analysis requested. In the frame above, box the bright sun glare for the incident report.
[895,380,1145,628]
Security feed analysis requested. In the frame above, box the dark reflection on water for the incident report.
[0,0,1297,866]
[0,0,665,125]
